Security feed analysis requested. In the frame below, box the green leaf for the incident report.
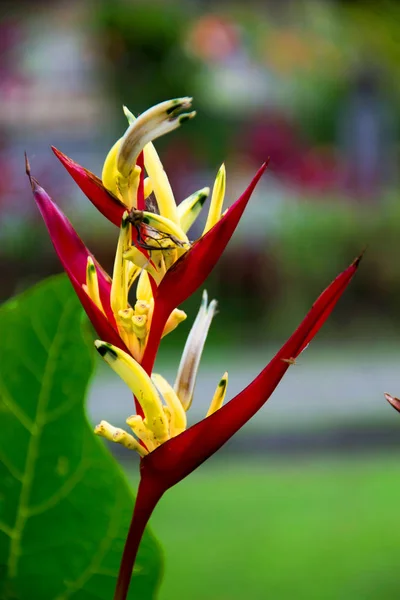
[0,275,163,599]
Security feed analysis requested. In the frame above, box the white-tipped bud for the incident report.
[117,98,195,178]
[174,290,218,411]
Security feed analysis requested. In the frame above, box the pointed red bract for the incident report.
[116,255,361,600]
[142,255,361,486]
[385,393,400,413]
[141,162,268,373]
[28,172,129,350]
[52,147,126,227]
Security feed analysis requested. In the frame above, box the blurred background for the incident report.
[2,0,400,598]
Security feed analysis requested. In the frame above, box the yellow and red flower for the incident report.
[28,97,360,600]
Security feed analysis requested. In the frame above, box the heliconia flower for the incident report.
[27,97,266,414]
[28,97,361,600]
[385,393,400,413]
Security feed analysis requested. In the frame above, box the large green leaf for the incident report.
[0,276,162,599]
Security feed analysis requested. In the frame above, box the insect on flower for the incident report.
[126,208,188,252]
[28,96,362,600]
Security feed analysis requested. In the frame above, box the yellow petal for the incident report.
[132,314,148,340]
[178,187,209,233]
[162,309,187,337]
[136,270,153,302]
[141,210,189,245]
[143,177,153,199]
[206,372,228,417]
[124,103,192,224]
[203,163,226,235]
[126,414,158,452]
[134,300,150,316]
[94,420,148,456]
[118,98,195,178]
[83,256,105,315]
[127,262,141,290]
[143,142,179,224]
[152,373,187,436]
[95,341,169,444]
[101,138,123,199]
[110,212,130,316]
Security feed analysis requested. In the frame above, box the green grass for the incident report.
[128,453,400,599]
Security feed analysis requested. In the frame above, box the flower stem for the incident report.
[114,475,164,600]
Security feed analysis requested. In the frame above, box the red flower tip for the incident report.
[51,146,125,226]
[385,393,400,413]
[351,248,366,268]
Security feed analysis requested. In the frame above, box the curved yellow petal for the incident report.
[83,256,105,315]
[162,309,187,337]
[178,187,210,233]
[94,420,148,456]
[152,373,187,436]
[118,98,195,178]
[141,211,189,244]
[206,372,228,417]
[95,341,169,444]
[203,163,226,235]
[101,138,123,199]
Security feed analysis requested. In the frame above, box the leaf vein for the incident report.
[6,297,77,579]
[0,378,35,433]
[0,521,16,538]
[42,395,82,426]
[0,448,24,482]
[27,457,90,517]
[55,487,126,599]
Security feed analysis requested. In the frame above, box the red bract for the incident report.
[114,255,361,600]
[142,161,268,374]
[385,393,400,413]
[52,147,126,226]
[53,147,146,224]
[27,162,125,352]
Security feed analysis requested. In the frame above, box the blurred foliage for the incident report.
[94,1,194,105]
[92,0,232,164]
[272,195,400,337]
